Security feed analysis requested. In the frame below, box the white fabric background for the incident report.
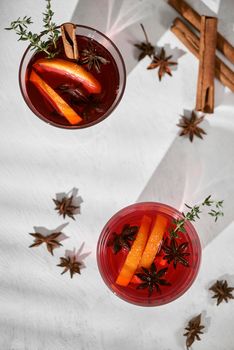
[0,0,234,349]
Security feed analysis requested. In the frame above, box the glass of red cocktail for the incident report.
[19,25,126,129]
[97,202,201,306]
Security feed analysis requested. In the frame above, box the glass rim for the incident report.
[96,201,202,307]
[18,24,126,130]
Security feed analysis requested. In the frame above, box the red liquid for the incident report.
[97,203,201,306]
[25,36,120,127]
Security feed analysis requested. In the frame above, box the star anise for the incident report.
[209,280,234,305]
[29,232,62,255]
[81,95,105,121]
[53,195,79,220]
[147,47,177,81]
[57,84,104,121]
[177,111,206,142]
[134,24,155,61]
[57,256,82,278]
[135,263,170,297]
[56,84,88,103]
[80,43,109,73]
[107,224,139,254]
[162,237,190,268]
[184,314,205,349]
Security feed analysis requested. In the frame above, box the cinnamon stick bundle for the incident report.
[196,16,217,113]
[171,18,234,92]
[168,0,234,65]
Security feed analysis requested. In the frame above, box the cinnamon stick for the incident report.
[168,0,234,65]
[171,18,234,92]
[196,16,217,113]
[61,22,79,60]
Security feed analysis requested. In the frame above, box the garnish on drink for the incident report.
[107,224,139,255]
[115,215,152,286]
[7,0,125,128]
[114,214,171,296]
[169,195,224,238]
[5,0,59,58]
[33,58,102,94]
[135,263,170,297]
[80,42,110,73]
[97,198,223,306]
[138,214,167,268]
[162,238,189,268]
[29,70,82,125]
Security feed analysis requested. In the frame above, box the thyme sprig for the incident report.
[5,0,59,58]
[170,195,224,238]
[42,0,59,49]
[5,16,33,33]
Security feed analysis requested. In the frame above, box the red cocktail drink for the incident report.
[19,25,126,129]
[97,202,201,306]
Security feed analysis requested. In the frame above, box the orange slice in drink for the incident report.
[33,58,101,94]
[139,214,167,269]
[30,70,82,125]
[116,215,152,287]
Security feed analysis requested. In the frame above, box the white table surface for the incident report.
[0,0,234,349]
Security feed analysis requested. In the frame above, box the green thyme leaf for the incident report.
[5,0,59,58]
[170,196,224,238]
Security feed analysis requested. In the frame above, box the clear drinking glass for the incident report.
[97,202,201,307]
[19,25,126,129]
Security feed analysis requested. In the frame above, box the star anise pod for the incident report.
[162,237,190,269]
[56,83,89,103]
[57,85,104,121]
[29,232,62,255]
[184,314,205,349]
[209,280,234,305]
[177,111,206,142]
[134,24,155,61]
[147,47,177,81]
[57,256,82,278]
[135,263,170,297]
[81,95,105,121]
[53,195,79,220]
[80,43,109,73]
[107,224,139,254]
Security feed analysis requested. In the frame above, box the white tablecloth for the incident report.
[0,0,234,349]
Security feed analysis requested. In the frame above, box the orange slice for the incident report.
[116,215,152,287]
[138,214,167,269]
[30,70,82,125]
[130,275,142,284]
[33,58,101,94]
